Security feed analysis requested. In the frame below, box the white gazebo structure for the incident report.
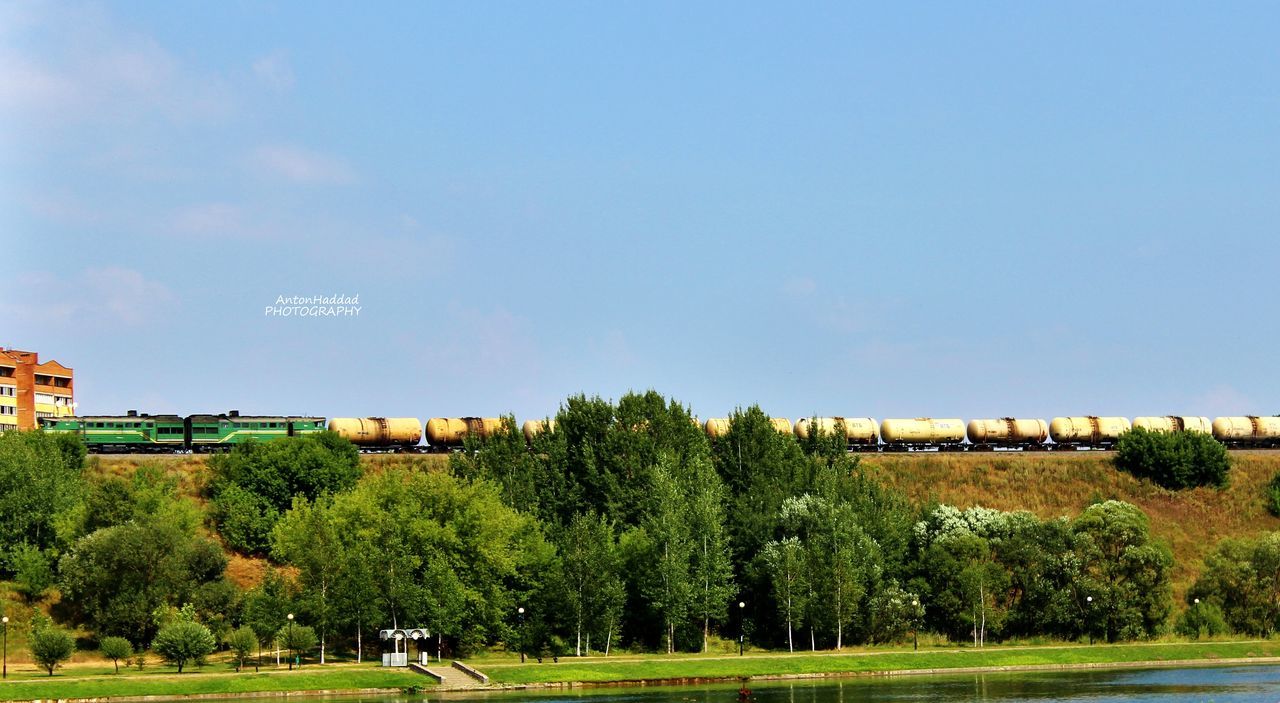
[378,628,433,667]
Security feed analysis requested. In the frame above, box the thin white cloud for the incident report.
[250,145,357,185]
[0,3,233,128]
[2,267,176,326]
[252,52,294,91]
[167,202,243,235]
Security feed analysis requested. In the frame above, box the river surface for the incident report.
[311,665,1280,703]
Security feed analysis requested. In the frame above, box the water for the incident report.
[356,665,1280,703]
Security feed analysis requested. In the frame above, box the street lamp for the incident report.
[1085,596,1093,645]
[287,613,295,670]
[911,600,920,651]
[738,601,746,656]
[517,607,526,663]
[3,615,8,679]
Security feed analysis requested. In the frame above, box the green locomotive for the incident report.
[40,410,325,452]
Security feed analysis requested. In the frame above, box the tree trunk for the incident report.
[356,616,363,663]
[703,616,709,653]
[786,597,794,653]
[605,624,612,657]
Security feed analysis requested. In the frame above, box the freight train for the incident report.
[36,411,1280,453]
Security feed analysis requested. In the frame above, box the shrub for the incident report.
[11,544,55,601]
[1114,427,1230,489]
[99,636,132,674]
[1267,472,1280,517]
[29,626,76,676]
[1175,601,1228,639]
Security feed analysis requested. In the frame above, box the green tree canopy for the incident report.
[0,430,84,569]
[29,624,76,675]
[208,432,361,554]
[152,619,216,673]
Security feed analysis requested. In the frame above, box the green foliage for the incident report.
[1114,427,1230,490]
[557,511,624,655]
[1267,472,1280,517]
[276,623,318,663]
[0,430,85,568]
[12,543,55,601]
[1189,532,1280,636]
[29,625,75,675]
[1071,500,1173,642]
[225,626,258,672]
[1175,601,1228,639]
[152,620,217,673]
[99,636,133,674]
[208,433,361,555]
[272,467,553,654]
[58,487,227,646]
[760,536,808,651]
[911,501,1172,645]
[241,571,295,648]
[272,496,342,660]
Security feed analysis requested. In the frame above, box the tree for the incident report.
[1072,500,1172,642]
[225,627,258,672]
[275,623,318,667]
[760,537,808,652]
[11,544,54,602]
[685,455,735,652]
[272,496,343,663]
[1174,600,1228,639]
[559,511,621,656]
[99,636,132,674]
[207,433,361,555]
[0,431,84,562]
[59,520,226,645]
[1189,532,1280,636]
[152,620,216,673]
[1114,427,1230,490]
[241,571,294,670]
[29,625,75,675]
[637,460,693,653]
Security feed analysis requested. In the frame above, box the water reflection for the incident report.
[302,665,1280,703]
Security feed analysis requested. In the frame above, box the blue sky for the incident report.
[3,2,1277,423]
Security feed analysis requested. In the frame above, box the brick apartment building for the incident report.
[0,348,75,431]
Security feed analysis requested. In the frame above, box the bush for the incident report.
[11,544,55,601]
[152,620,216,673]
[1267,472,1280,517]
[1175,601,1228,639]
[99,636,132,674]
[29,626,76,676]
[1114,427,1230,489]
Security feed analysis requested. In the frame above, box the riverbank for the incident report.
[5,641,1280,702]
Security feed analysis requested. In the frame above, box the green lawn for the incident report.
[480,641,1280,685]
[0,664,429,701]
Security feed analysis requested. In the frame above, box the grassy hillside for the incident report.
[861,450,1280,598]
[91,450,1280,599]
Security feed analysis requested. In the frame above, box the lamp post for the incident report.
[911,599,920,651]
[2,615,8,679]
[738,601,746,656]
[1085,596,1093,645]
[517,607,526,663]
[287,613,295,670]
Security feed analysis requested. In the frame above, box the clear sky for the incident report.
[3,2,1277,424]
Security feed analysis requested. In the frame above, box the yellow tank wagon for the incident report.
[426,417,505,448]
[328,417,422,449]
[1132,416,1212,434]
[1049,416,1131,449]
[1212,416,1280,447]
[794,417,879,448]
[966,418,1049,449]
[880,418,965,450]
